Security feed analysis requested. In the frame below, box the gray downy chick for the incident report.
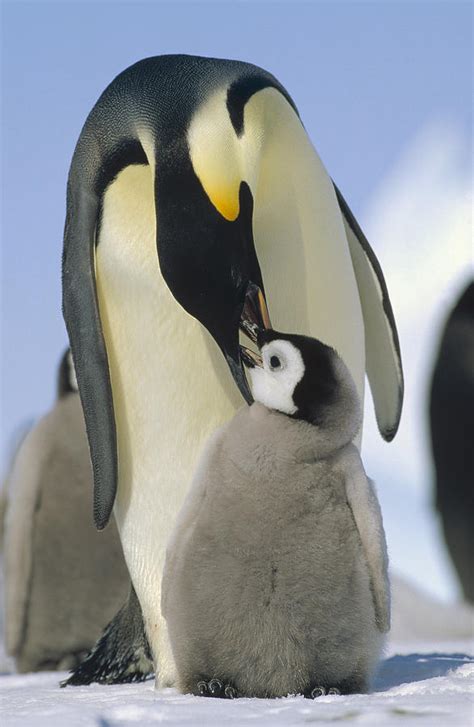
[1,349,129,673]
[162,330,390,698]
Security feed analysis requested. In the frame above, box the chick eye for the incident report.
[270,355,281,370]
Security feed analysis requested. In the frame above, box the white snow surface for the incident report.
[1,640,473,727]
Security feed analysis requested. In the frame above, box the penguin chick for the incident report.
[162,331,390,699]
[2,349,129,672]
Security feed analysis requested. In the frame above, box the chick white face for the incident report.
[248,339,305,415]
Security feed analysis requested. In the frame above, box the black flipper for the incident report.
[334,184,404,441]
[61,585,153,686]
[62,183,118,530]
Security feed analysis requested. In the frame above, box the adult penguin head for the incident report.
[133,61,298,405]
[146,77,291,402]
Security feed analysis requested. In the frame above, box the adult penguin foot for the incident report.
[60,585,153,686]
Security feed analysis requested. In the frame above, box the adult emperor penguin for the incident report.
[162,330,390,698]
[62,54,402,686]
[429,281,474,603]
[1,350,129,672]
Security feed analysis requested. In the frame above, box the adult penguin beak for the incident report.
[240,346,263,369]
[240,282,272,344]
[222,282,271,403]
[228,282,270,398]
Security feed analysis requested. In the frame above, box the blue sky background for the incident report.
[1,1,472,600]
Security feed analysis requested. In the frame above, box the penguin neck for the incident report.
[248,399,361,461]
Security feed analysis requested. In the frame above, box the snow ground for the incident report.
[1,639,473,727]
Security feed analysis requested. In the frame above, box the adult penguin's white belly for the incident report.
[95,163,242,682]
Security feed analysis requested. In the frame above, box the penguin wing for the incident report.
[340,445,390,633]
[334,186,403,442]
[63,176,119,530]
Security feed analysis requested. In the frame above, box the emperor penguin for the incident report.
[61,54,402,685]
[162,329,390,698]
[1,350,129,672]
[429,281,474,603]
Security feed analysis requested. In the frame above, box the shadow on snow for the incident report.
[373,652,473,691]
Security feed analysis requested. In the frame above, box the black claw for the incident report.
[224,684,237,699]
[310,685,326,699]
[328,687,341,695]
[208,678,223,696]
[197,680,209,695]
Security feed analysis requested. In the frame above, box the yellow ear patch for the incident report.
[206,186,240,222]
[187,89,242,222]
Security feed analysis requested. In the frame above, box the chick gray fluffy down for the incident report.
[2,394,129,672]
[162,370,390,698]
